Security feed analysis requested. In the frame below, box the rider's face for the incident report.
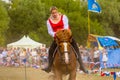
[51,10,59,18]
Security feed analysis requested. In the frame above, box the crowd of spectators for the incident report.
[0,47,48,68]
[79,45,108,70]
[0,45,108,70]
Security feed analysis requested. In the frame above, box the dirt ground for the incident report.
[0,67,119,80]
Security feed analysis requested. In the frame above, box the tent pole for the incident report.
[87,11,90,48]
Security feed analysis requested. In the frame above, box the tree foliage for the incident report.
[0,0,9,46]
[7,0,46,43]
[98,0,120,37]
[0,0,120,47]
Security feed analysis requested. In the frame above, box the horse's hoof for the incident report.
[85,70,89,74]
[41,68,51,73]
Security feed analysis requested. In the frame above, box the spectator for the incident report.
[2,48,7,66]
[102,47,108,68]
[0,53,3,66]
[92,47,100,70]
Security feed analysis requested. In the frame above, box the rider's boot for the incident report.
[42,40,57,73]
[71,38,88,73]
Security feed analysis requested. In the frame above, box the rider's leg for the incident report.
[71,38,88,73]
[42,40,57,73]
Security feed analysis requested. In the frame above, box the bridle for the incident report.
[55,36,73,64]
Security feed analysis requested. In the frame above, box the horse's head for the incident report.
[55,29,72,64]
[55,29,72,43]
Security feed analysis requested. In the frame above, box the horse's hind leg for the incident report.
[68,71,76,80]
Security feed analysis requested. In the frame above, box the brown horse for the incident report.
[52,29,77,80]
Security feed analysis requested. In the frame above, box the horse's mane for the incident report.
[55,29,72,42]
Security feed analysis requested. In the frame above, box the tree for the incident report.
[7,0,46,43]
[5,0,120,46]
[98,0,120,38]
[0,0,9,46]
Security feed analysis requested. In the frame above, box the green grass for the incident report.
[0,67,119,80]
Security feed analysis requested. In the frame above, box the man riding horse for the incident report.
[42,6,87,73]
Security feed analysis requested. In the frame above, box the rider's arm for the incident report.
[63,15,69,29]
[46,20,55,37]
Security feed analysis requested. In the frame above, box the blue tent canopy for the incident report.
[100,49,120,68]
[97,37,119,47]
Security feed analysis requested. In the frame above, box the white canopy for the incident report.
[7,35,46,49]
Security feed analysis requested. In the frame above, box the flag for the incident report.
[88,0,101,13]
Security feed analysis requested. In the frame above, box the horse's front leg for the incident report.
[68,70,76,80]
[54,70,62,80]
